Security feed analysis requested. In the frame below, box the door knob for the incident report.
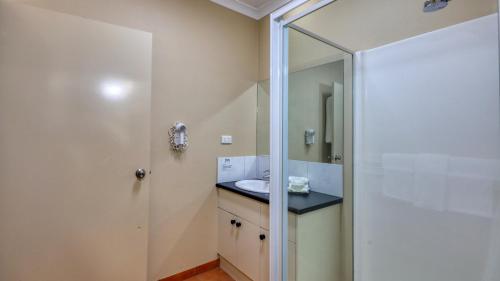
[230,219,236,225]
[259,234,266,240]
[235,221,242,228]
[135,168,146,180]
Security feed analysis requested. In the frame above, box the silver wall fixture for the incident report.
[304,129,316,145]
[423,0,450,12]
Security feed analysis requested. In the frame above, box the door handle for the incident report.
[135,168,146,180]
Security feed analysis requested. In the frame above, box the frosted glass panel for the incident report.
[355,14,500,281]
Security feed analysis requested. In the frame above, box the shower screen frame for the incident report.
[269,1,355,280]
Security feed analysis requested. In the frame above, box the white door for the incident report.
[0,2,152,280]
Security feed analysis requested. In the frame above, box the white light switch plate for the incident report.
[221,135,232,144]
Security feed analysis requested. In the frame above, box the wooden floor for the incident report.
[184,268,234,281]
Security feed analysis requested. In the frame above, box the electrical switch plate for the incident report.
[221,135,232,144]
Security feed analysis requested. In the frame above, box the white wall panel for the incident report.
[355,14,500,281]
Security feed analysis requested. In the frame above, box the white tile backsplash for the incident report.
[217,156,257,183]
[218,155,344,197]
[244,156,257,179]
[217,156,245,183]
[257,155,270,179]
[288,160,308,178]
[308,162,343,197]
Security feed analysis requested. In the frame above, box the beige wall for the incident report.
[259,15,271,81]
[257,80,270,156]
[256,16,270,157]
[13,0,258,280]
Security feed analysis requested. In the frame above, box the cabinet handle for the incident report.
[259,234,266,240]
[235,221,242,228]
[230,219,236,225]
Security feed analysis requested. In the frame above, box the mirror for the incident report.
[256,27,349,165]
[257,80,270,157]
[288,27,346,164]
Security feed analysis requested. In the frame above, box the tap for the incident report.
[262,169,270,181]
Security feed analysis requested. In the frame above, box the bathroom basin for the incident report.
[235,180,269,194]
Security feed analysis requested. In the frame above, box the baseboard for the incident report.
[158,259,220,281]
[219,256,253,281]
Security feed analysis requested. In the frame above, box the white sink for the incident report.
[235,180,269,194]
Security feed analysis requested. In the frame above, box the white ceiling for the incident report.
[211,0,291,20]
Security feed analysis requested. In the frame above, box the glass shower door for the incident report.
[281,25,353,281]
[281,1,500,281]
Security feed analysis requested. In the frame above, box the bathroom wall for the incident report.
[12,0,259,280]
[257,80,271,156]
[355,14,500,281]
[259,15,271,81]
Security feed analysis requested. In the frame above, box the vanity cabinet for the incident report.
[217,188,341,281]
[217,189,264,281]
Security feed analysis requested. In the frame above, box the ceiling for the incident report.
[211,0,291,19]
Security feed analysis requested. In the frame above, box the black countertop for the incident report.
[216,181,343,215]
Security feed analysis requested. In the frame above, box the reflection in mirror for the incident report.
[257,80,270,157]
[284,24,353,281]
[288,27,348,165]
[257,28,349,165]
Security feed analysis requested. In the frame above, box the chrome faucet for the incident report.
[262,169,270,181]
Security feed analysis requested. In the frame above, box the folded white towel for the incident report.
[288,176,310,193]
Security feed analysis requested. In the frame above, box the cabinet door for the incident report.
[260,229,270,281]
[236,218,261,281]
[218,208,237,264]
